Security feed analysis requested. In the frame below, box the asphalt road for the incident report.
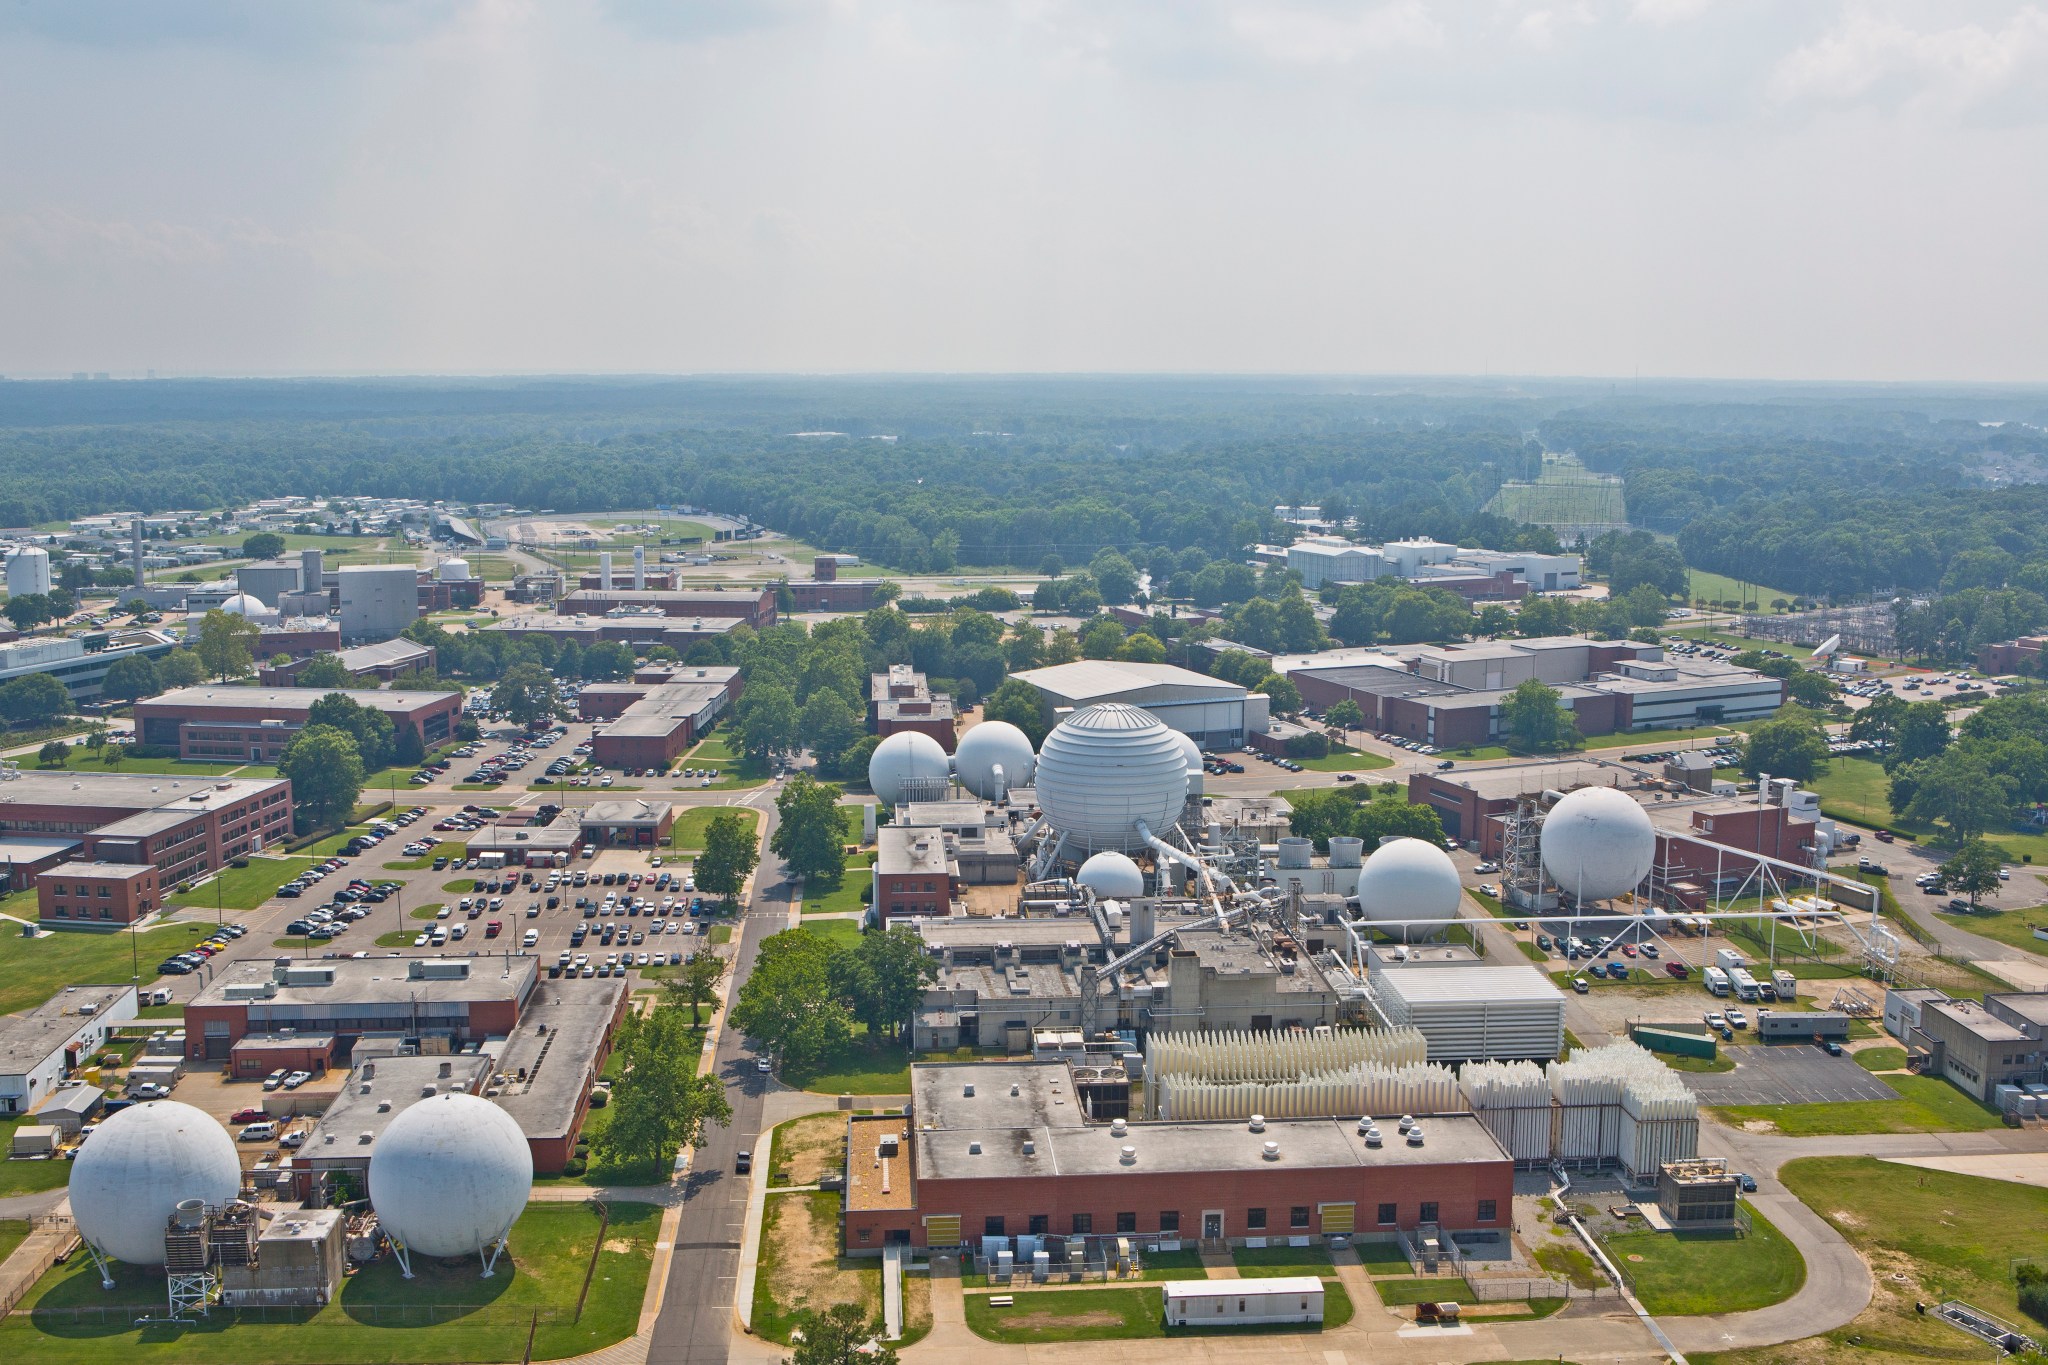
[646,801,789,1365]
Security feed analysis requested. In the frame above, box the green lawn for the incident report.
[1375,1277,1476,1306]
[1711,1074,2004,1136]
[664,805,761,852]
[1938,905,2048,957]
[0,1200,656,1363]
[1686,569,1798,609]
[0,914,222,1012]
[1812,758,2048,866]
[1602,1203,1805,1316]
[298,825,372,857]
[0,1219,29,1265]
[0,1115,74,1197]
[169,856,318,910]
[796,920,862,950]
[1578,725,1741,750]
[750,1191,882,1344]
[1856,1046,1908,1071]
[964,1282,1352,1342]
[1231,1245,1333,1278]
[1292,746,1393,773]
[801,858,871,917]
[40,747,245,777]
[782,1030,909,1095]
[1441,744,1512,761]
[1533,1242,1603,1289]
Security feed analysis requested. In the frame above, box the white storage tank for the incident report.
[1354,837,1462,922]
[1540,787,1656,902]
[1076,850,1146,900]
[1327,836,1365,869]
[867,731,951,806]
[1032,703,1189,852]
[953,721,1036,801]
[368,1093,532,1275]
[436,557,472,582]
[70,1101,241,1268]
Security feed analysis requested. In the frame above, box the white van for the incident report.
[523,928,540,947]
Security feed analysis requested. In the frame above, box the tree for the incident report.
[582,641,635,680]
[1849,693,1906,755]
[1354,791,1446,846]
[831,928,938,1041]
[495,662,558,727]
[0,673,68,729]
[193,609,261,681]
[158,648,207,688]
[2,593,53,631]
[784,1302,899,1365]
[1783,670,1838,708]
[296,653,353,689]
[593,1004,732,1173]
[101,652,162,703]
[1079,618,1124,659]
[277,724,365,831]
[1893,701,1953,768]
[1286,789,1358,852]
[1326,698,1364,732]
[1938,839,2005,911]
[393,722,426,767]
[772,775,848,888]
[1741,713,1831,783]
[307,692,397,772]
[735,682,799,762]
[695,810,760,909]
[667,951,730,1026]
[240,532,286,561]
[1898,749,2016,843]
[1089,550,1140,605]
[1114,631,1166,663]
[1253,672,1301,716]
[982,677,1050,745]
[797,688,862,765]
[36,739,69,768]
[729,927,853,1070]
[1500,679,1581,753]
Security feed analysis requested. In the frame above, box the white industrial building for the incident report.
[0,632,180,703]
[5,547,52,598]
[337,564,420,643]
[0,984,137,1116]
[1363,965,1565,1063]
[1163,1278,1325,1327]
[1285,536,1580,592]
[1009,660,1267,750]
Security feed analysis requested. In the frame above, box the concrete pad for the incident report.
[1884,1152,2048,1188]
[1981,956,2048,991]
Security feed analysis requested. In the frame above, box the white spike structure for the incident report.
[1548,1042,1698,1172]
[1143,1027,1427,1085]
[1152,1061,1461,1123]
[1461,1059,1554,1162]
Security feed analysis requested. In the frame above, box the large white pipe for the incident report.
[1135,820,1233,901]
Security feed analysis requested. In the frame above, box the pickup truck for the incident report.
[485,919,503,937]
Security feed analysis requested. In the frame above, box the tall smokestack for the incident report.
[131,514,145,589]
[633,545,646,590]
[599,551,613,591]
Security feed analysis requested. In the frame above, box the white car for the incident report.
[524,928,540,947]
[413,932,430,948]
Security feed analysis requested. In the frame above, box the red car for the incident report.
[485,920,503,938]
[230,1107,268,1124]
[1665,961,1691,979]
[1875,830,1896,843]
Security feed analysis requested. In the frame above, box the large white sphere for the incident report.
[1033,703,1190,852]
[71,1101,241,1266]
[1076,850,1146,899]
[1540,786,1657,901]
[1171,730,1203,774]
[953,721,1035,800]
[1355,837,1463,922]
[369,1093,532,1260]
[217,593,269,617]
[866,731,951,805]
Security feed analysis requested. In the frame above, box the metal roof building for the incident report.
[1010,660,1266,750]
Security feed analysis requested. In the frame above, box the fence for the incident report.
[24,1302,578,1330]
[0,1217,78,1318]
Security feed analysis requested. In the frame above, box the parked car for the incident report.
[239,1121,280,1142]
[282,1070,312,1090]
[263,1069,289,1090]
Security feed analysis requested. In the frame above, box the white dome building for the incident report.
[953,721,1035,801]
[70,1101,241,1273]
[215,592,272,618]
[1355,837,1463,923]
[436,557,473,582]
[1033,703,1189,852]
[1540,786,1657,902]
[1171,730,1202,774]
[867,731,951,806]
[1076,850,1146,899]
[368,1093,532,1277]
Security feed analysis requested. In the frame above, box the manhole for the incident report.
[1892,1273,1911,1283]
[1627,1254,1645,1263]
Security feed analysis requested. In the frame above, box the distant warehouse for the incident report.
[1010,660,1265,751]
[556,587,776,629]
[579,666,742,770]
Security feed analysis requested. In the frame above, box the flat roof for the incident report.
[0,985,135,1077]
[878,826,953,876]
[0,836,86,860]
[490,976,626,1142]
[145,685,459,714]
[582,799,670,827]
[1926,999,2030,1042]
[1990,994,2048,1028]
[847,1113,916,1212]
[1371,964,1563,1006]
[0,770,284,815]
[301,1053,495,1163]
[1290,664,1462,699]
[337,639,433,669]
[1012,660,1244,705]
[1430,761,1631,804]
[1163,1277,1325,1300]
[191,955,537,1010]
[45,859,156,878]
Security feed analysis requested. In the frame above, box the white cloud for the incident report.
[1224,1,1443,66]
[1771,6,2048,113]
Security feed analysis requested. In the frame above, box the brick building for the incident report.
[257,639,437,686]
[874,825,961,922]
[183,955,538,1063]
[1978,636,2046,675]
[870,665,958,752]
[581,666,743,770]
[556,587,776,628]
[36,861,161,928]
[134,685,463,763]
[0,771,293,894]
[843,1061,1514,1253]
[488,613,745,655]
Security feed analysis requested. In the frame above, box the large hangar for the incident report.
[1009,660,1267,751]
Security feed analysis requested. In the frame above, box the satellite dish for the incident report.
[1812,634,1841,660]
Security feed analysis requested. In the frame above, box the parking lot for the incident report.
[1681,1043,1902,1106]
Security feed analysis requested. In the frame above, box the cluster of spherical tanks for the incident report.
[69,1092,532,1280]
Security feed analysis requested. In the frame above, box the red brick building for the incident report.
[844,1063,1514,1253]
[874,825,960,921]
[1979,636,2046,675]
[556,587,776,627]
[36,861,161,927]
[183,956,537,1063]
[0,771,294,892]
[134,685,462,763]
[582,666,743,770]
[870,666,957,752]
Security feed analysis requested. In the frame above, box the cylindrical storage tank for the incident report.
[5,546,52,598]
[1354,837,1462,921]
[70,1101,241,1266]
[299,547,324,588]
[867,731,951,806]
[599,551,614,589]
[1076,850,1146,900]
[1540,786,1657,902]
[437,557,472,582]
[368,1093,532,1261]
[1172,731,1202,774]
[954,721,1036,801]
[1276,837,1313,869]
[1032,703,1189,852]
[1327,836,1365,869]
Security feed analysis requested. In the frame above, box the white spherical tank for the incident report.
[70,1101,241,1266]
[1076,850,1146,899]
[436,557,473,582]
[1540,786,1657,901]
[369,1093,532,1261]
[953,721,1035,800]
[866,731,951,806]
[1354,837,1464,921]
[1172,730,1202,774]
[1032,703,1189,852]
[216,592,269,617]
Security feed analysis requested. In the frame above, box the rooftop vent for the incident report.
[1398,1114,1416,1133]
[376,1100,391,1113]
[1009,1084,1020,1097]
[1120,1145,1137,1166]
[1248,1114,1266,1133]
[1022,1138,1036,1156]
[1110,1118,1128,1137]
[967,1141,982,1155]
[358,1130,374,1145]
[1262,1141,1280,1161]
[963,1082,975,1097]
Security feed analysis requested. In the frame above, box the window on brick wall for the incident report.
[1290,1206,1310,1229]
[1420,1202,1438,1223]
[1246,1207,1266,1231]
[1159,1210,1179,1233]
[1477,1200,1497,1221]
[1377,1203,1396,1226]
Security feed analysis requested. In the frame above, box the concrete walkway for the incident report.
[0,1202,74,1315]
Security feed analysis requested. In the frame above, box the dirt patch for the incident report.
[1830,1210,1864,1228]
[773,1112,849,1187]
[604,1237,637,1254]
[1005,1310,1120,1330]
[762,1192,876,1324]
[1740,1119,1779,1133]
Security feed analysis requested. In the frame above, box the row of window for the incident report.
[45,883,135,897]
[977,1201,1492,1238]
[45,904,141,919]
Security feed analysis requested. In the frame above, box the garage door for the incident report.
[1318,1202,1355,1235]
[924,1215,962,1246]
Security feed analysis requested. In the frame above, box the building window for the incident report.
[1419,1202,1438,1224]
[1478,1200,1497,1222]
[1159,1210,1179,1234]
[1116,1212,1136,1234]
[1377,1203,1397,1226]
[1290,1206,1310,1230]
[1246,1208,1266,1231]
[857,1227,872,1242]
[1029,1215,1048,1235]
[1071,1213,1092,1235]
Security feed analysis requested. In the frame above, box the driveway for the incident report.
[1684,1045,1899,1106]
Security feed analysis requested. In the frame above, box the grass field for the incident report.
[964,1281,1352,1342]
[1856,1046,1908,1071]
[1484,455,1627,527]
[169,856,319,911]
[1292,745,1394,773]
[1687,569,1797,609]
[1711,1074,2003,1136]
[0,914,222,1012]
[1938,905,2048,957]
[801,856,871,916]
[665,805,760,852]
[0,1116,74,1196]
[751,1191,895,1345]
[674,731,771,790]
[1578,725,1742,750]
[1601,1203,1805,1316]
[41,747,244,777]
[1231,1245,1334,1278]
[1811,757,2048,863]
[0,1200,656,1364]
[1440,744,1512,760]
[782,1028,909,1095]
[1689,1157,2048,1364]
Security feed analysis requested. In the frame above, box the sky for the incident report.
[2,0,2046,382]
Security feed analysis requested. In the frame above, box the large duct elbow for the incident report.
[1135,820,1234,900]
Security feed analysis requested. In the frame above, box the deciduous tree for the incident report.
[695,810,760,910]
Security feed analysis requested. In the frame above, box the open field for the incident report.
[1938,905,2048,956]
[1292,745,1394,773]
[1811,757,2048,863]
[752,1190,927,1345]
[169,856,319,911]
[767,1112,847,1187]
[0,1200,657,1364]
[665,805,760,852]
[1577,724,1742,750]
[964,1280,1353,1342]
[1710,1074,2004,1136]
[802,855,872,916]
[1601,1203,1804,1315]
[782,1028,909,1095]
[0,914,223,1012]
[1688,569,1798,608]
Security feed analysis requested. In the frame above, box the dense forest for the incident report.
[3,376,2045,595]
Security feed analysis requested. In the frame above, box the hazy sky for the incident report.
[3,1,2046,381]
